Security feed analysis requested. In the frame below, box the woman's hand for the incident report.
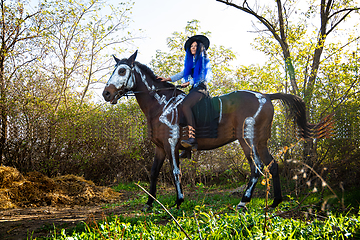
[157,76,171,82]
[181,82,190,87]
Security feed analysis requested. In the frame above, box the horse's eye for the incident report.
[118,68,126,76]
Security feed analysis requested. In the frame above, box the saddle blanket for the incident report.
[180,96,221,138]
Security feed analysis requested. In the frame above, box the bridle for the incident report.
[112,64,185,100]
[110,64,136,101]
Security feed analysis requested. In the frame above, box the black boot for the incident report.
[181,138,198,150]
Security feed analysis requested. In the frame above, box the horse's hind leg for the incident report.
[258,143,283,208]
[144,146,166,211]
[237,138,263,210]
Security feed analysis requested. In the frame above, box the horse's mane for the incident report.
[134,61,176,89]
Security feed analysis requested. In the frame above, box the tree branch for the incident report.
[326,9,355,35]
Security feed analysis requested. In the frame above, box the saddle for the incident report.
[180,96,221,138]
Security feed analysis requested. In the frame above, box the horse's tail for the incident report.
[267,93,334,139]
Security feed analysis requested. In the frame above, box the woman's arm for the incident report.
[158,70,184,82]
[205,61,213,83]
[169,70,184,82]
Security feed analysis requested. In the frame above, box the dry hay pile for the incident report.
[0,166,121,210]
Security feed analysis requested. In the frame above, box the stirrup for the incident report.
[181,138,198,151]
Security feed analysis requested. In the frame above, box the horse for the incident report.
[102,51,330,211]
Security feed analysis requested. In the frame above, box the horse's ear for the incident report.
[128,50,138,67]
[112,55,121,64]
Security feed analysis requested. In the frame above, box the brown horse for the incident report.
[103,51,329,211]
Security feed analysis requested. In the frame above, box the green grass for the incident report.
[111,181,149,192]
[52,205,360,239]
[42,183,360,240]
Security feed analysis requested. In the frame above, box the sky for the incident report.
[120,0,266,66]
[94,0,359,101]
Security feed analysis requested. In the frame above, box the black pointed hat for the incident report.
[184,35,210,51]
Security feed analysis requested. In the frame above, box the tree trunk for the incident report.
[0,70,5,165]
[0,51,6,165]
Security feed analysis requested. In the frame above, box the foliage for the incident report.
[0,0,146,184]
[47,186,360,239]
[1,0,360,200]
[112,181,150,192]
[216,0,360,188]
[148,20,249,187]
[150,19,237,95]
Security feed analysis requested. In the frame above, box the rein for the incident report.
[124,86,184,96]
[116,67,185,98]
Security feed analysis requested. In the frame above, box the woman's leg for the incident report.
[181,90,204,150]
[182,90,204,128]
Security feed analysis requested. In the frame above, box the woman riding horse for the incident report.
[103,50,332,211]
[158,35,212,151]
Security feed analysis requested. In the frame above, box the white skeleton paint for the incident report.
[238,90,267,208]
[103,53,312,212]
[106,64,135,90]
[136,66,186,199]
[108,67,269,208]
[218,98,223,123]
[106,63,186,199]
[139,66,186,198]
[243,90,266,175]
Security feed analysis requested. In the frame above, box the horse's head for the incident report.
[103,50,138,104]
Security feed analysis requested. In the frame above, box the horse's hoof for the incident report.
[171,198,184,209]
[236,204,248,212]
[170,203,181,210]
[142,204,152,212]
[269,197,283,209]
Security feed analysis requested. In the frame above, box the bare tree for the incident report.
[217,0,359,101]
[0,0,46,164]
[217,0,359,166]
[1,0,137,169]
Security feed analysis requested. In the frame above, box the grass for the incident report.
[42,182,360,240]
[54,205,360,239]
[111,181,149,192]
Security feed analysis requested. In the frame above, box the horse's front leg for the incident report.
[144,146,165,211]
[166,139,184,208]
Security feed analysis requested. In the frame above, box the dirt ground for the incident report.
[0,166,129,240]
[0,166,247,240]
[0,204,133,240]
